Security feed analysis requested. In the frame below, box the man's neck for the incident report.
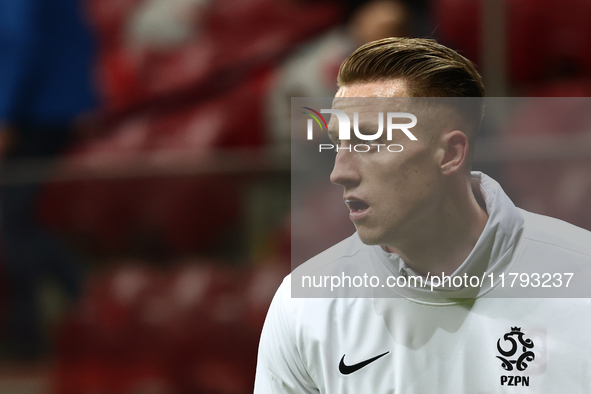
[383,178,489,277]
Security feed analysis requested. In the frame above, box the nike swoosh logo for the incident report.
[339,351,390,375]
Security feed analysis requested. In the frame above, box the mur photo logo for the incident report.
[302,107,418,152]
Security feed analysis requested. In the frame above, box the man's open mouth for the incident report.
[345,199,369,212]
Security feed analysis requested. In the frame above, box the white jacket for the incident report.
[255,173,591,393]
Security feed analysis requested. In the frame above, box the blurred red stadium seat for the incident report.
[53,260,273,393]
[39,54,273,255]
[86,0,341,114]
[433,0,591,88]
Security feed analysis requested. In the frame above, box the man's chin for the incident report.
[356,229,384,246]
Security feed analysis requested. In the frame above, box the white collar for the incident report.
[371,172,525,301]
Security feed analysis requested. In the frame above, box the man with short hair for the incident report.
[255,38,591,393]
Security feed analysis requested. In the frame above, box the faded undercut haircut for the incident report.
[338,37,485,161]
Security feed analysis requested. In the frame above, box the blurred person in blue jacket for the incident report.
[0,0,96,360]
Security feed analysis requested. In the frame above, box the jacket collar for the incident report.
[371,172,525,303]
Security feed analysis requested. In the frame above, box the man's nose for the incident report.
[330,146,360,187]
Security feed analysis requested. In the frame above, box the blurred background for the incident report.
[0,0,589,392]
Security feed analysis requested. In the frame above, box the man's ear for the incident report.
[440,130,469,175]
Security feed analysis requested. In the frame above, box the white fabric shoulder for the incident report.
[254,276,318,394]
[520,209,591,258]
